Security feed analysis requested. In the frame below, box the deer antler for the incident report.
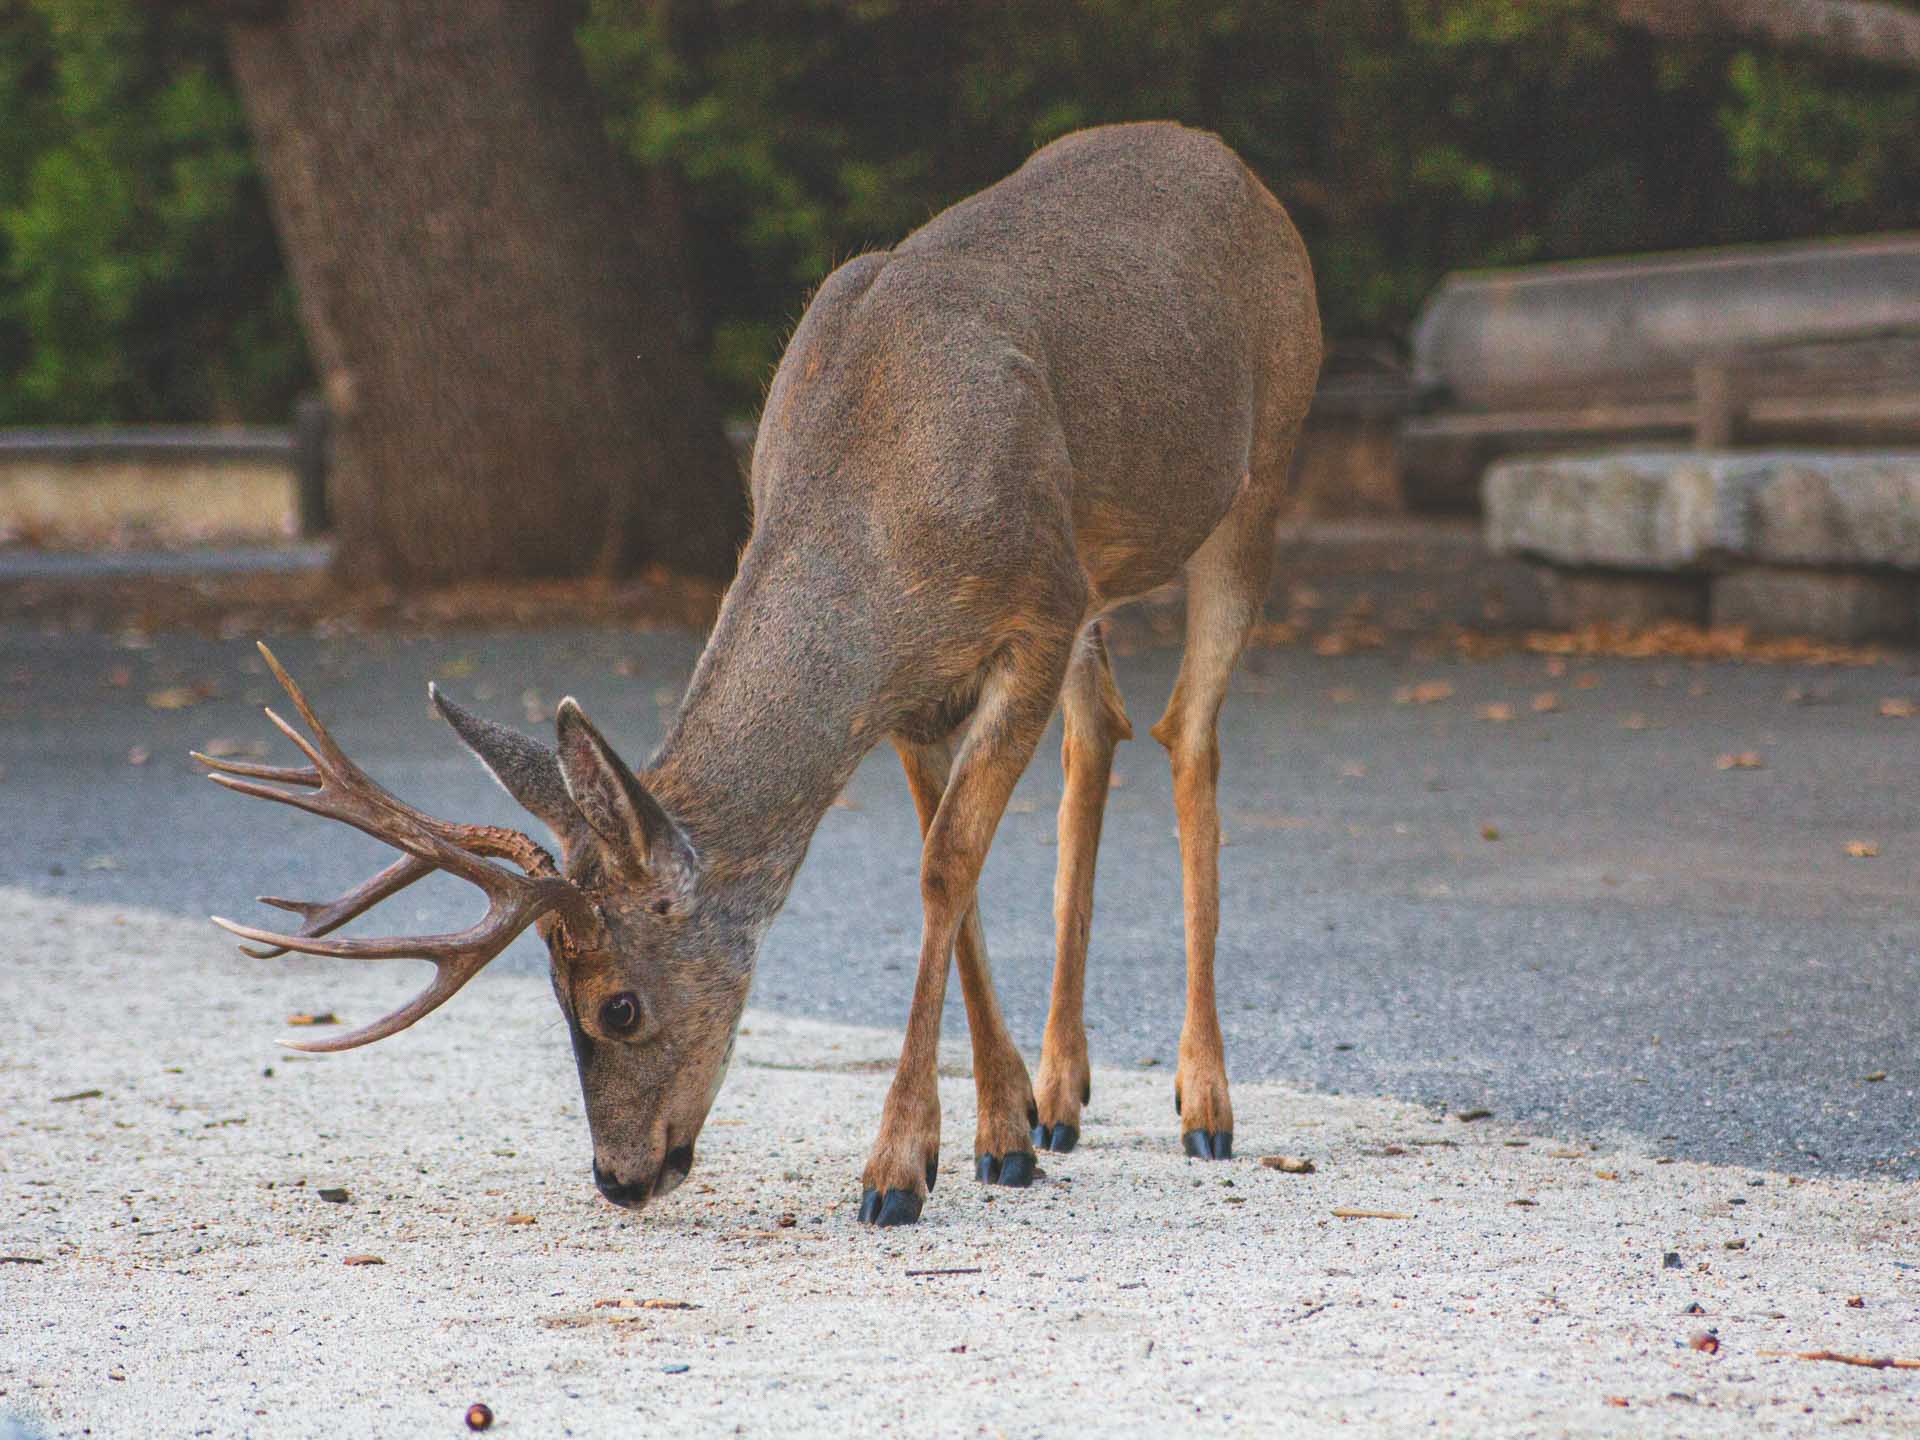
[193,642,594,1053]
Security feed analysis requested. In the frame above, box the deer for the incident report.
[197,121,1321,1227]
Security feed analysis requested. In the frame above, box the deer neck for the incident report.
[645,552,884,924]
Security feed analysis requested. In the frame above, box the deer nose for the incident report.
[593,1160,653,1210]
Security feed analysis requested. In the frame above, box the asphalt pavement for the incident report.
[3,616,1916,1178]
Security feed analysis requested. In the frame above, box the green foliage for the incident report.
[0,0,305,424]
[582,0,1920,409]
[3,0,1919,421]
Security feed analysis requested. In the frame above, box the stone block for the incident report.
[1711,568,1917,643]
[1539,569,1710,628]
[1485,450,1920,572]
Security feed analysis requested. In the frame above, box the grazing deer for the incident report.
[199,122,1321,1226]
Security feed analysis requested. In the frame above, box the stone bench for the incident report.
[1484,451,1920,641]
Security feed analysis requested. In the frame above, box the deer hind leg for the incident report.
[893,735,1040,1191]
[860,633,1075,1225]
[1032,622,1131,1154]
[1149,498,1278,1161]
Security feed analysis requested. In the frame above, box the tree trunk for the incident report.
[221,0,747,583]
[1617,0,1920,71]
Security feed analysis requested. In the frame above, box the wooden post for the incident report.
[294,394,330,536]
[1693,358,1740,449]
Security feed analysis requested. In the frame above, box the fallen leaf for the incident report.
[1480,824,1501,842]
[1620,712,1650,731]
[1714,752,1764,771]
[1331,1208,1411,1220]
[1844,840,1879,858]
[1260,1155,1315,1174]
[1724,1238,1746,1251]
[51,1088,103,1103]
[1847,1295,1865,1308]
[1604,1397,1629,1407]
[1476,703,1514,722]
[343,1254,384,1266]
[199,736,270,760]
[1510,1197,1538,1207]
[1394,681,1453,706]
[1595,1170,1620,1181]
[285,1012,339,1027]
[1455,1108,1492,1122]
[1878,698,1916,718]
[1864,1070,1887,1082]
[318,1187,350,1203]
[126,746,150,766]
[1326,686,1357,704]
[1531,691,1561,713]
[145,686,201,710]
[504,1213,537,1226]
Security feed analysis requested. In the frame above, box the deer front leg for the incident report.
[1034,623,1131,1153]
[861,643,1071,1225]
[894,738,1040,1189]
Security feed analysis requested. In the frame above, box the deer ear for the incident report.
[554,697,693,882]
[429,683,583,843]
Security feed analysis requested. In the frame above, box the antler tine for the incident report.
[199,643,590,1050]
[236,853,435,959]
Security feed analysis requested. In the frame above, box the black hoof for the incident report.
[1031,1122,1079,1154]
[858,1186,925,1226]
[1182,1128,1234,1160]
[974,1150,1037,1187]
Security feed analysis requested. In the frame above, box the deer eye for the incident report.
[599,992,641,1037]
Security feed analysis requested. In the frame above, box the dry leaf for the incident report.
[1330,1208,1411,1220]
[504,1213,537,1225]
[1878,698,1916,718]
[1714,752,1764,771]
[1476,703,1514,722]
[1844,840,1879,858]
[200,736,269,760]
[1620,712,1649,731]
[285,1012,339,1026]
[126,746,150,766]
[1260,1155,1315,1174]
[146,687,201,711]
[1394,681,1453,706]
[1480,824,1501,842]
[1530,691,1560,713]
[593,1297,697,1311]
[1326,686,1357,704]
[343,1254,384,1266]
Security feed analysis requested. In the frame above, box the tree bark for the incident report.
[221,0,747,583]
[1617,0,1920,71]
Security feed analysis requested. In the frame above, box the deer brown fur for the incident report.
[202,122,1321,1226]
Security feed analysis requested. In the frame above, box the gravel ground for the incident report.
[3,889,1916,1438]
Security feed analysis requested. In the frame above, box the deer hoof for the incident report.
[974,1150,1036,1187]
[1030,1122,1079,1154]
[858,1186,925,1226]
[1181,1129,1233,1161]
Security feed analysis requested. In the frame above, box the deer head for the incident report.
[196,644,750,1211]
